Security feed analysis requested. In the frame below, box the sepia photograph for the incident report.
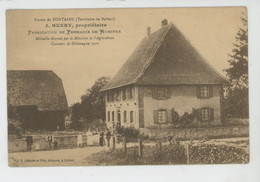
[6,7,249,167]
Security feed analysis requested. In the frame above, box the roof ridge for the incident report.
[170,22,228,83]
[134,24,172,83]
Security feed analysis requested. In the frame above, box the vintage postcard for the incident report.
[7,7,249,167]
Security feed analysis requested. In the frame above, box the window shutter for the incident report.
[196,86,201,98]
[209,86,213,98]
[197,109,202,121]
[167,109,172,123]
[152,87,158,99]
[153,110,158,124]
[165,110,168,123]
[210,108,214,121]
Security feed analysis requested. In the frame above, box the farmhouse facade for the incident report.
[101,20,227,129]
[7,70,68,130]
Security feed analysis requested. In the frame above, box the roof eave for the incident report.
[100,81,136,92]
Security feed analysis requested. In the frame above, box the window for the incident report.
[106,92,109,102]
[109,91,113,102]
[117,110,121,122]
[158,110,167,123]
[129,87,134,99]
[116,90,120,101]
[124,111,127,123]
[126,88,130,100]
[200,86,209,98]
[201,108,209,121]
[153,86,170,100]
[130,111,134,123]
[112,91,115,102]
[158,87,168,98]
[112,111,114,121]
[108,111,110,121]
[122,88,126,100]
[197,85,213,98]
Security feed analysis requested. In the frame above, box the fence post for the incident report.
[138,139,143,157]
[112,136,116,151]
[158,141,162,153]
[122,137,127,154]
[185,143,190,164]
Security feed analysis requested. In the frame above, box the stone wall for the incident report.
[144,126,249,139]
[8,134,100,153]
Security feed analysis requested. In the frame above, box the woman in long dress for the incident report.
[86,129,93,145]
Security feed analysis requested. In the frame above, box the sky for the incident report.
[6,7,247,106]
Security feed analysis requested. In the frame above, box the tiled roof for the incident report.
[7,70,68,111]
[102,23,227,91]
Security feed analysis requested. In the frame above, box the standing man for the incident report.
[99,131,104,146]
[46,132,53,150]
[26,133,33,152]
[106,129,111,147]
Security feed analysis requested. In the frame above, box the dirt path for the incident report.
[8,146,110,167]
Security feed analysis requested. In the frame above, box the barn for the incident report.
[7,70,68,130]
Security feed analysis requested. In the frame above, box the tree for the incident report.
[81,76,111,122]
[70,76,111,129]
[70,102,82,130]
[224,14,248,118]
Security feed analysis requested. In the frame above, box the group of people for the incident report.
[99,129,111,147]
[25,132,57,152]
[25,128,113,152]
[76,128,112,148]
[45,132,58,150]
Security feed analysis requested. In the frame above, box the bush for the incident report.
[153,142,186,164]
[8,119,23,138]
[115,126,140,140]
[189,143,249,164]
[152,140,249,164]
[87,147,146,165]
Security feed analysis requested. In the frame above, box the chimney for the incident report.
[161,19,168,27]
[147,26,151,36]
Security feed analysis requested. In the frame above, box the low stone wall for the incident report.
[225,118,249,125]
[8,134,100,153]
[145,126,249,139]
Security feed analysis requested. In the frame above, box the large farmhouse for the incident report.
[7,70,68,130]
[101,20,227,130]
